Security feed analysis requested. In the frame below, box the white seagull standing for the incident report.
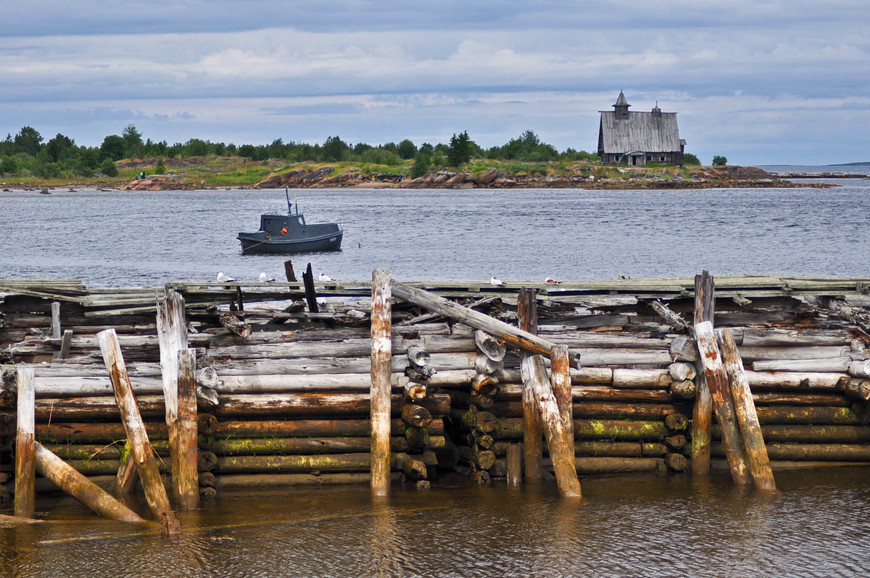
[259,272,276,282]
[318,272,333,282]
[217,272,236,283]
[490,276,505,286]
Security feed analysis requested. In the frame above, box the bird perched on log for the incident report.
[545,277,560,285]
[217,272,236,283]
[319,272,333,282]
[490,276,504,286]
[259,272,276,282]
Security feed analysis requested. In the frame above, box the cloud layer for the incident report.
[3,1,869,164]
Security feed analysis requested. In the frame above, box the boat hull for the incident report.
[238,231,343,255]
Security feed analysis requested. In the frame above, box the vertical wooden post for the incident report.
[370,268,392,497]
[518,288,543,482]
[176,348,200,509]
[303,263,319,313]
[284,260,297,282]
[694,321,751,485]
[98,329,180,533]
[50,302,61,339]
[14,366,35,519]
[718,329,777,491]
[35,442,146,524]
[691,270,714,475]
[59,329,73,360]
[156,287,188,495]
[524,355,582,498]
[506,444,523,488]
[550,345,574,441]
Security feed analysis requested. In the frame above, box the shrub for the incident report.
[712,155,727,166]
[683,153,701,165]
[100,158,119,177]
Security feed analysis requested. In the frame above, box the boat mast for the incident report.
[284,187,292,214]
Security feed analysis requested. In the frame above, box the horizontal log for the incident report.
[206,334,474,360]
[712,424,870,444]
[491,456,664,477]
[491,440,667,458]
[751,358,851,372]
[213,393,450,418]
[712,443,870,461]
[212,351,476,376]
[491,401,679,421]
[744,371,847,389]
[207,436,444,456]
[215,418,444,438]
[44,441,170,460]
[612,369,672,389]
[752,392,850,406]
[496,385,671,403]
[496,367,613,385]
[754,405,860,425]
[738,328,851,347]
[491,418,668,441]
[213,472,402,489]
[36,422,169,443]
[738,346,851,362]
[214,451,437,474]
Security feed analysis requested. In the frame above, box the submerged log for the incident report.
[34,442,146,524]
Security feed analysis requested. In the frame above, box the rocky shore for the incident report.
[246,164,826,191]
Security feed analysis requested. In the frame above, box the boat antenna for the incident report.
[284,187,292,214]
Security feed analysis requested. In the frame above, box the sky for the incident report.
[2,1,869,166]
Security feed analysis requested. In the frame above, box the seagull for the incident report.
[617,273,630,280]
[545,277,560,285]
[217,272,236,283]
[490,276,504,286]
[259,272,276,282]
[318,272,333,282]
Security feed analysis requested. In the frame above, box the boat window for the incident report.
[297,217,304,225]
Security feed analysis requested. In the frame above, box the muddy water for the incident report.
[2,468,869,576]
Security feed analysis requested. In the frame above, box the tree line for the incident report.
[0,124,601,180]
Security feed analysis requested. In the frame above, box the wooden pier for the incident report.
[2,272,870,523]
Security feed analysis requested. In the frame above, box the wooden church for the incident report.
[597,91,686,166]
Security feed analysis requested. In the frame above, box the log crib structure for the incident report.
[2,271,870,523]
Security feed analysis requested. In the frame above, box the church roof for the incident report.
[599,105,681,153]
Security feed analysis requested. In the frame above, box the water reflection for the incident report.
[0,469,868,576]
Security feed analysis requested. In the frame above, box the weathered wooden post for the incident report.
[518,288,543,482]
[35,442,146,524]
[14,366,35,519]
[303,263,319,313]
[370,268,392,497]
[550,345,574,441]
[284,260,297,282]
[694,321,751,485]
[98,329,181,534]
[524,355,582,498]
[692,270,714,475]
[717,329,776,491]
[156,287,188,497]
[176,348,200,509]
[506,444,523,488]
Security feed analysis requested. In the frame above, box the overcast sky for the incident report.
[3,1,868,165]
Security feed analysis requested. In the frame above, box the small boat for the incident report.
[237,188,343,255]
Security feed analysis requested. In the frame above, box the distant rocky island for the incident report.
[117,164,832,191]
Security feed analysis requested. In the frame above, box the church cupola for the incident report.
[613,91,630,119]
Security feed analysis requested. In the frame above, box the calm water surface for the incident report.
[1,181,870,286]
[2,469,869,576]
